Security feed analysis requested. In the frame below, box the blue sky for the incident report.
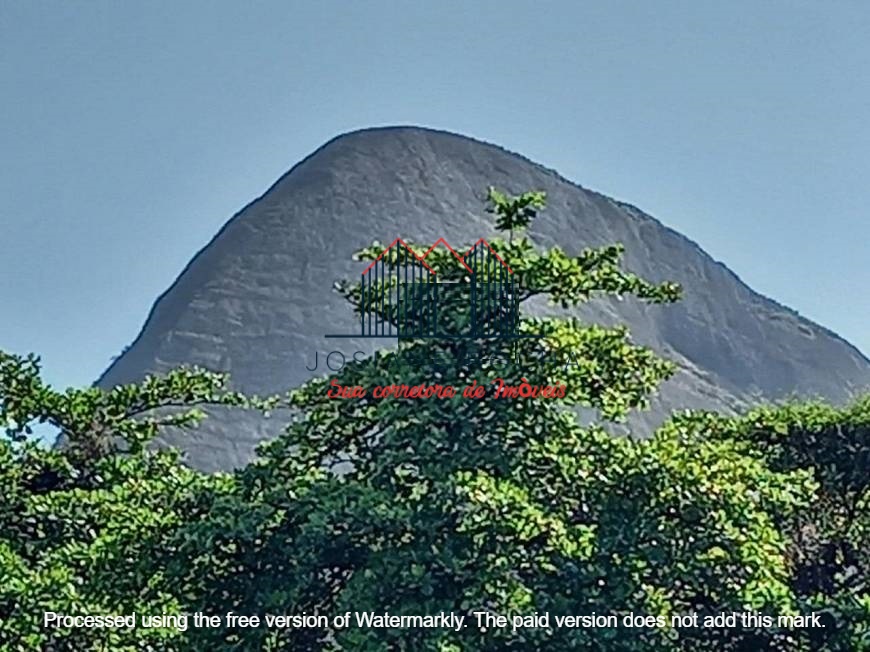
[2,0,868,393]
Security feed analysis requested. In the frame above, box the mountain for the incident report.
[96,127,870,471]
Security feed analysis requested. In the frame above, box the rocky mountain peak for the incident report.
[97,127,870,471]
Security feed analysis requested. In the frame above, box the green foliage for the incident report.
[0,352,273,651]
[660,400,870,649]
[0,189,866,651]
[486,187,546,240]
[180,189,867,650]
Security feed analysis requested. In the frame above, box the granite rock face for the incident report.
[96,127,870,471]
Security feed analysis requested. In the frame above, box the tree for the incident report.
[0,351,272,651]
[182,189,829,650]
[663,399,870,650]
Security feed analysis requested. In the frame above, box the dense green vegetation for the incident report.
[1,190,867,650]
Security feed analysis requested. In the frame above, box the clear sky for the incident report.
[2,1,868,393]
